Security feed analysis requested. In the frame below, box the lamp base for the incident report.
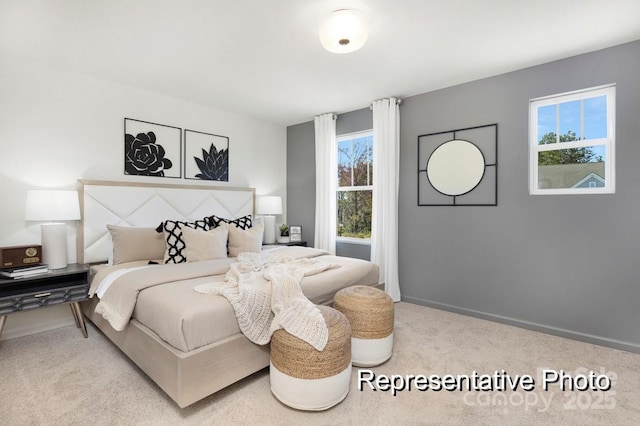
[41,223,68,269]
[263,215,276,244]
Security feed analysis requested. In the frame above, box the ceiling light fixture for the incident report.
[319,9,368,54]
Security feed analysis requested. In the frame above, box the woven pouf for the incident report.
[270,305,352,411]
[334,285,394,367]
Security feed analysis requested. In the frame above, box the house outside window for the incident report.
[337,131,373,241]
[529,84,615,195]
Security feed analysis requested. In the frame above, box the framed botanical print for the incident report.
[124,118,181,178]
[184,129,229,181]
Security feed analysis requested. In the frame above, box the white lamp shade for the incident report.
[25,190,81,221]
[319,9,368,54]
[256,196,283,215]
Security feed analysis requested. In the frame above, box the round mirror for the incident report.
[427,140,485,196]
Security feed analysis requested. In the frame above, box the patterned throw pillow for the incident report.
[206,214,252,230]
[156,220,209,264]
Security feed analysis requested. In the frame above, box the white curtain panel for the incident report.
[371,98,401,302]
[314,113,337,255]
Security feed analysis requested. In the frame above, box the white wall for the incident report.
[0,57,286,340]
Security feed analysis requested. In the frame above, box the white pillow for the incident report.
[228,223,264,257]
[182,223,228,262]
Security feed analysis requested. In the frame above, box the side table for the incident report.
[0,263,90,340]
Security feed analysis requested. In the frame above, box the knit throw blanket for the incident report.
[193,252,340,351]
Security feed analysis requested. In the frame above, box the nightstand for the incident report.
[0,264,90,340]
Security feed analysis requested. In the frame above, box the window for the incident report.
[529,84,615,195]
[337,131,373,240]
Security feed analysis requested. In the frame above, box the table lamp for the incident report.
[256,196,282,244]
[25,190,81,269]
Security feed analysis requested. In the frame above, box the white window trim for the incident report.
[337,130,373,241]
[528,84,615,195]
[338,129,372,139]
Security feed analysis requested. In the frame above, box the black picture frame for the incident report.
[184,129,229,181]
[124,118,181,178]
[289,226,302,242]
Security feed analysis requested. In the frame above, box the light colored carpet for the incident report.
[1,302,638,425]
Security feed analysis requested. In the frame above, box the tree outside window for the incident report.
[337,131,373,239]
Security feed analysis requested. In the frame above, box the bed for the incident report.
[77,179,380,408]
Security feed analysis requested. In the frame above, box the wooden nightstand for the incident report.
[0,264,90,340]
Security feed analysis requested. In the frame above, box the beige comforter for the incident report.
[93,259,233,331]
[92,247,332,332]
[90,247,380,352]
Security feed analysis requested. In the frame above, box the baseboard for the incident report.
[401,296,640,354]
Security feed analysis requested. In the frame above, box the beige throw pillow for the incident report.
[228,223,264,257]
[182,223,228,262]
[107,225,166,265]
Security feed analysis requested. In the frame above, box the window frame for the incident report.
[528,84,616,195]
[336,129,373,243]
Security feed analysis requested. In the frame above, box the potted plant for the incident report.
[277,224,290,244]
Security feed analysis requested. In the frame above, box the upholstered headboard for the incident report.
[77,179,255,264]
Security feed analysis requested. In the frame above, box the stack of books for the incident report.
[0,263,49,279]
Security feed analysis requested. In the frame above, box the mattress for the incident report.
[91,247,379,353]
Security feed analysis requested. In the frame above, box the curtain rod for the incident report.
[369,98,402,110]
[314,113,337,120]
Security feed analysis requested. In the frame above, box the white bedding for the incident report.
[94,265,155,298]
[194,252,341,351]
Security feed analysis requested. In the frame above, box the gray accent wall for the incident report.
[399,39,640,353]
[287,39,640,352]
[286,121,316,247]
[336,108,373,135]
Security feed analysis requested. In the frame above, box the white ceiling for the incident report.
[2,0,639,126]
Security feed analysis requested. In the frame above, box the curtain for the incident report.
[371,98,401,302]
[314,113,337,255]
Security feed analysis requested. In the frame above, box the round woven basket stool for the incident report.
[270,305,352,411]
[334,285,394,367]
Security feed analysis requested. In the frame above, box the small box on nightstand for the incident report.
[0,245,42,268]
